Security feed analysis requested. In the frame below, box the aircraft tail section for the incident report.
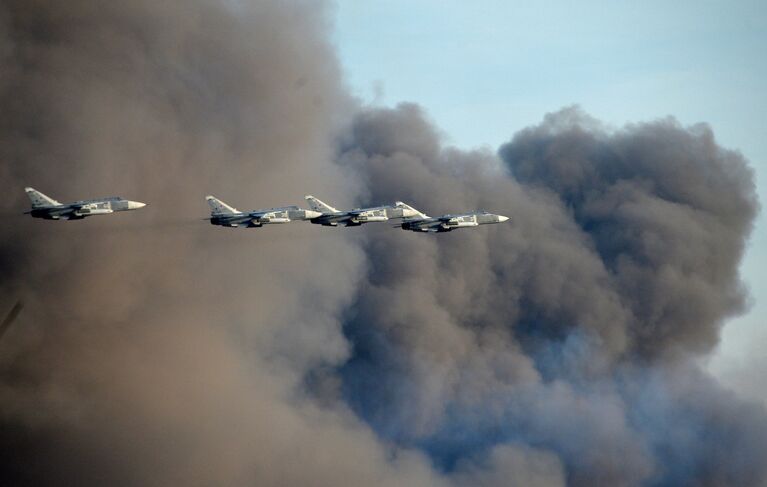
[304,195,338,214]
[25,187,60,207]
[205,195,238,215]
[396,201,429,219]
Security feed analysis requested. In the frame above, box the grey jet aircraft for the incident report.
[305,195,419,227]
[396,203,509,233]
[24,187,146,220]
[206,195,322,228]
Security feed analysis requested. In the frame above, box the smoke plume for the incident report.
[337,104,764,485]
[0,1,439,485]
[0,1,764,486]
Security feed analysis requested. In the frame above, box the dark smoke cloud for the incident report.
[1,1,764,486]
[0,1,440,486]
[0,300,22,339]
[337,104,765,485]
[501,109,758,358]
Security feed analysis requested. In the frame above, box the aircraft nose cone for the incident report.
[128,201,147,210]
[498,215,509,222]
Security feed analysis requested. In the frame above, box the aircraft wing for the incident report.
[25,204,86,220]
[36,206,78,217]
[208,212,261,226]
[248,208,289,218]
[68,201,114,215]
[236,210,271,224]
[402,217,439,228]
[312,212,353,224]
[247,207,292,223]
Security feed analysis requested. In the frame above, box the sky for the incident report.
[332,0,767,405]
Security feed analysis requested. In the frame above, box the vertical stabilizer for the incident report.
[396,201,429,219]
[25,187,60,207]
[205,195,239,215]
[304,195,338,214]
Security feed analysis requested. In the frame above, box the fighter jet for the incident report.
[396,203,509,233]
[304,195,419,227]
[205,195,322,228]
[24,187,146,220]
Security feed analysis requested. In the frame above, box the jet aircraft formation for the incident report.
[23,188,509,233]
[206,194,509,233]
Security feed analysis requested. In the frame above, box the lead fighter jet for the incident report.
[206,195,321,228]
[396,203,509,233]
[305,195,419,227]
[24,187,146,220]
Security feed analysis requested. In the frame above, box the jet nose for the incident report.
[128,201,147,210]
[498,215,509,222]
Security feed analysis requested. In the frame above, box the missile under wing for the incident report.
[24,187,146,220]
[397,203,509,233]
[305,195,418,227]
[205,195,321,228]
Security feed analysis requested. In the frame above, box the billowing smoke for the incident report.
[0,1,764,486]
[337,104,764,485]
[0,1,438,486]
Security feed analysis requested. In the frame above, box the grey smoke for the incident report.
[337,104,764,485]
[0,1,764,486]
[0,300,22,339]
[0,1,439,486]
